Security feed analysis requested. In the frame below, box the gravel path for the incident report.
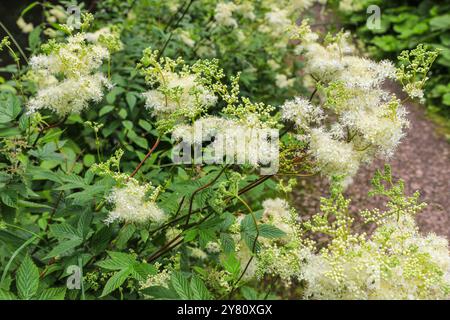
[293,99,450,239]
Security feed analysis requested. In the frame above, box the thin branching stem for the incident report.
[129,137,161,178]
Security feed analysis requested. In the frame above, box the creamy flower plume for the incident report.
[27,32,113,115]
[172,116,278,171]
[214,2,238,28]
[105,179,166,225]
[282,24,410,178]
[302,213,450,300]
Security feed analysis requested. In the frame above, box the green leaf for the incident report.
[90,227,113,254]
[99,105,115,117]
[430,14,450,31]
[221,253,241,279]
[371,35,404,52]
[258,224,286,239]
[138,119,152,132]
[29,142,65,162]
[198,229,215,248]
[171,272,191,300]
[131,263,157,280]
[392,16,428,39]
[141,286,179,300]
[27,166,62,183]
[0,93,21,123]
[28,26,41,51]
[183,230,198,242]
[17,255,39,300]
[126,93,137,110]
[127,130,148,149]
[77,211,93,239]
[50,223,81,240]
[442,92,450,106]
[44,238,83,259]
[100,268,131,297]
[97,251,136,270]
[66,185,107,204]
[1,192,17,208]
[38,287,66,300]
[220,233,235,254]
[240,212,259,231]
[190,275,211,300]
[123,120,134,131]
[17,200,52,210]
[115,224,136,249]
[0,126,21,137]
[83,154,96,167]
[241,232,261,253]
[0,289,16,300]
[106,87,125,104]
[440,34,450,47]
[118,108,127,119]
[241,286,259,300]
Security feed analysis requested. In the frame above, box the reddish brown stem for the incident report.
[184,165,228,227]
[129,137,160,178]
[144,174,273,263]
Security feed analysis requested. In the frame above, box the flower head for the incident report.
[106,179,166,225]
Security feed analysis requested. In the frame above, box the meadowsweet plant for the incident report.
[279,22,420,180]
[25,15,120,115]
[396,44,440,103]
[138,49,280,172]
[0,1,448,301]
[299,167,450,299]
[94,0,327,107]
[254,167,450,299]
[332,0,450,119]
[138,49,218,129]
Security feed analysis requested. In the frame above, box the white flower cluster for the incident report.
[208,1,324,92]
[260,8,291,38]
[85,26,124,53]
[16,17,34,33]
[275,74,295,89]
[309,128,361,177]
[281,97,323,130]
[205,241,222,254]
[254,198,304,284]
[214,2,239,28]
[302,213,450,300]
[85,27,113,43]
[261,198,294,236]
[338,0,364,13]
[141,263,172,291]
[177,30,195,48]
[213,1,263,28]
[213,0,320,46]
[46,5,67,24]
[105,179,166,225]
[27,33,112,115]
[172,116,278,171]
[254,186,450,299]
[281,24,409,178]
